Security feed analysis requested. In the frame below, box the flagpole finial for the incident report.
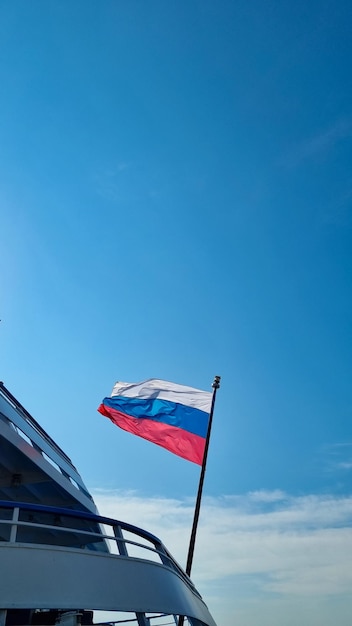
[212,375,221,389]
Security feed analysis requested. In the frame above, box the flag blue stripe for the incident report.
[102,396,209,438]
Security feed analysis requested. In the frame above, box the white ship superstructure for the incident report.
[0,383,217,626]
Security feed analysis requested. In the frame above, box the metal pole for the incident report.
[185,375,220,576]
[178,376,220,626]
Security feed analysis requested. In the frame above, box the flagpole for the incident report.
[178,376,220,626]
[185,375,221,577]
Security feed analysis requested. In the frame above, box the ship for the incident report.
[0,382,217,626]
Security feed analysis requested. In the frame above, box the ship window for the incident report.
[16,427,34,447]
[16,510,108,551]
[41,451,62,473]
[0,523,11,541]
[0,507,13,521]
[68,476,80,491]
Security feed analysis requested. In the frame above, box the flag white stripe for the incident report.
[110,378,212,413]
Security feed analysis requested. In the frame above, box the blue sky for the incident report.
[0,1,352,624]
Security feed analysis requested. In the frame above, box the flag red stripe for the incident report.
[98,404,205,465]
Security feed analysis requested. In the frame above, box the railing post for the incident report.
[136,613,149,626]
[9,507,19,543]
[155,541,172,567]
[113,524,128,556]
[0,610,7,626]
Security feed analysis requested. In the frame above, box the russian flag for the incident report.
[98,378,212,465]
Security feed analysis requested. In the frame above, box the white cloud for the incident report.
[323,442,352,473]
[91,489,352,626]
[247,489,286,502]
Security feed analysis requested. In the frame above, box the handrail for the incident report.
[0,501,199,597]
[0,500,161,545]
